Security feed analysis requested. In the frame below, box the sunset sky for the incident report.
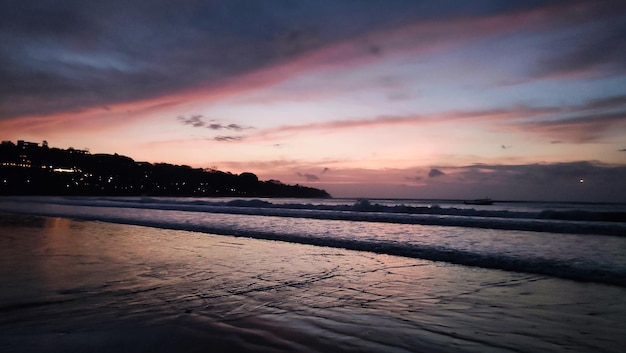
[1,0,625,201]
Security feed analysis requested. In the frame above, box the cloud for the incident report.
[529,8,626,80]
[250,96,625,143]
[583,95,626,110]
[297,172,320,182]
[212,136,244,142]
[322,167,330,174]
[225,2,626,108]
[620,149,626,152]
[0,1,446,119]
[195,158,626,201]
[494,94,626,143]
[210,159,310,174]
[405,176,423,182]
[178,115,205,127]
[395,161,626,201]
[259,161,626,202]
[446,161,626,185]
[428,168,445,178]
[178,115,253,136]
[508,111,626,143]
[257,107,548,138]
[3,0,620,120]
[207,123,251,131]
[263,115,425,136]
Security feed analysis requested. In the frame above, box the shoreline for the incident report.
[2,214,626,352]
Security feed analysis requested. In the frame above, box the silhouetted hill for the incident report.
[0,140,331,198]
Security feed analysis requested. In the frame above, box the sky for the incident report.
[1,0,626,202]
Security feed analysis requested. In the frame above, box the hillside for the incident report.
[0,140,331,198]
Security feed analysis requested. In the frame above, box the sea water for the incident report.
[1,196,626,352]
[0,196,624,286]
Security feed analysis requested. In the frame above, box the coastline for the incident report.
[1,213,625,352]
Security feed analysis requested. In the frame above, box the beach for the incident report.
[1,212,625,352]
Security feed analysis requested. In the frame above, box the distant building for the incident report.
[17,140,39,149]
[67,148,90,155]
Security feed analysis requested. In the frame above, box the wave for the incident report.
[0,197,626,287]
[4,196,625,236]
[1,205,625,288]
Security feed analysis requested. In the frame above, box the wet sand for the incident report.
[1,213,625,352]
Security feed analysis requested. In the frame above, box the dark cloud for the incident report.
[227,124,250,131]
[528,3,626,79]
[178,115,253,131]
[207,123,250,131]
[496,95,626,143]
[405,176,423,182]
[322,167,330,174]
[178,115,205,127]
[455,161,626,185]
[583,95,626,110]
[422,161,626,202]
[512,111,626,143]
[0,1,430,119]
[0,0,595,119]
[297,172,320,182]
[620,149,626,152]
[428,168,445,178]
[213,136,244,142]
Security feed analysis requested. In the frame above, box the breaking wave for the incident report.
[4,196,625,236]
[1,196,625,287]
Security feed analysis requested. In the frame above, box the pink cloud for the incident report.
[244,106,559,141]
[229,95,623,144]
[0,99,184,142]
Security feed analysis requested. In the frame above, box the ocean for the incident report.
[1,196,625,352]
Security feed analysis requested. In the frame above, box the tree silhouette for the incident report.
[0,140,331,198]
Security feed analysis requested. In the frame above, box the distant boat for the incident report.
[464,198,494,205]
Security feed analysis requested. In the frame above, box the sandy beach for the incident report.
[1,213,625,352]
